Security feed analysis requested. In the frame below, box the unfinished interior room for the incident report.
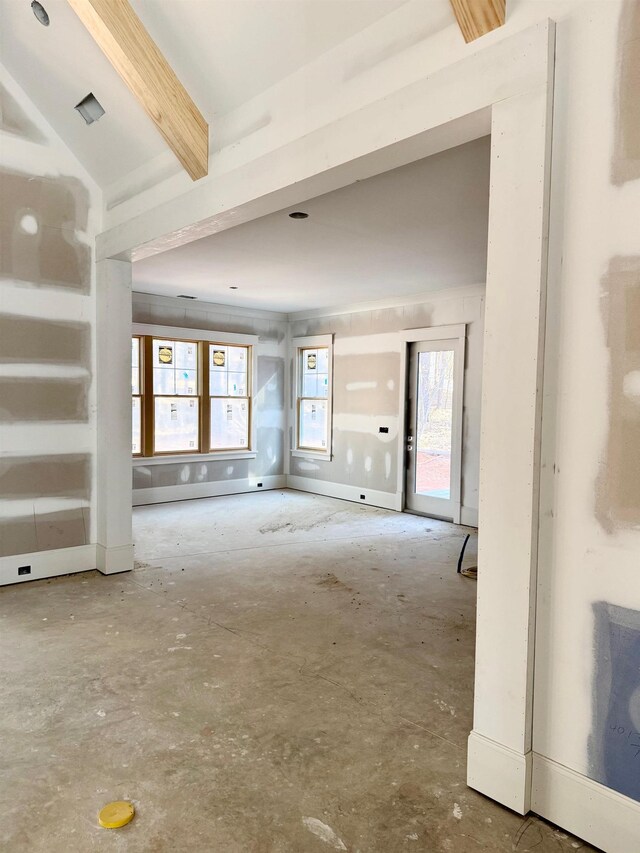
[1,0,639,850]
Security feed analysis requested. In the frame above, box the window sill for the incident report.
[290,449,332,462]
[133,451,257,467]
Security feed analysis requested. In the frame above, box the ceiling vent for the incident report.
[75,93,105,125]
[177,294,197,299]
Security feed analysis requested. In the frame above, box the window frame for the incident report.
[292,334,334,460]
[131,335,143,457]
[131,324,258,460]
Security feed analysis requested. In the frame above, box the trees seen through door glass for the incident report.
[415,350,454,499]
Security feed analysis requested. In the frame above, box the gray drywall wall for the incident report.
[289,288,485,516]
[131,293,288,500]
[0,75,98,559]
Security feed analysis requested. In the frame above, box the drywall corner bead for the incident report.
[612,0,640,185]
[0,82,46,144]
[596,257,640,532]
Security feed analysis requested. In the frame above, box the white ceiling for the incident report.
[0,0,407,187]
[133,136,491,313]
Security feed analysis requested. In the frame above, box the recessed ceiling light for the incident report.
[31,1,50,26]
[288,211,309,220]
[177,294,197,299]
[74,93,105,125]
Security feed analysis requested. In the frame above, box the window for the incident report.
[132,333,253,457]
[293,335,333,456]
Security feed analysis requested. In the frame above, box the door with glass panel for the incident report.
[405,335,464,522]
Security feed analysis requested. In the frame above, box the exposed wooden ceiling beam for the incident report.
[66,0,208,180]
[449,0,506,43]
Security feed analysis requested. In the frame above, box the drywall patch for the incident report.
[0,314,90,365]
[0,83,46,143]
[0,508,89,557]
[612,1,640,184]
[0,377,88,422]
[589,602,640,803]
[0,169,91,292]
[257,356,285,410]
[0,455,90,500]
[596,257,640,531]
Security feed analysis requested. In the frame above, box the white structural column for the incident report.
[96,259,134,574]
[467,80,554,813]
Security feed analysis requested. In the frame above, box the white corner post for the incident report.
[96,258,134,574]
[467,45,555,812]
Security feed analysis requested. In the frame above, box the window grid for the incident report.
[133,335,252,457]
[208,344,251,451]
[297,345,330,453]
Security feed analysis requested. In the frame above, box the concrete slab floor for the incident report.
[0,490,598,852]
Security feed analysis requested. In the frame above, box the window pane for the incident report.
[175,369,198,396]
[210,398,249,449]
[132,397,141,454]
[227,372,247,397]
[302,373,319,397]
[301,347,328,398]
[210,370,228,396]
[227,346,247,373]
[299,399,328,450]
[154,397,199,453]
[153,339,198,396]
[131,338,140,395]
[415,349,454,499]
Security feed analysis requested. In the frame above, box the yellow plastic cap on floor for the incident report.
[98,801,135,829]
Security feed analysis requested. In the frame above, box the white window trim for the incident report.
[291,333,333,460]
[132,323,258,462]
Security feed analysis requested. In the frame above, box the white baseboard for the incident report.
[467,731,532,814]
[531,753,640,853]
[133,474,287,506]
[460,505,479,527]
[96,543,133,575]
[286,475,402,511]
[0,544,97,587]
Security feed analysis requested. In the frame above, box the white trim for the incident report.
[467,731,532,815]
[0,544,97,587]
[96,543,133,575]
[287,284,487,322]
[133,451,257,467]
[290,450,332,462]
[132,290,288,322]
[460,506,479,528]
[287,475,402,512]
[132,322,258,345]
[291,334,334,458]
[399,324,467,344]
[531,754,640,853]
[398,325,466,524]
[133,474,287,506]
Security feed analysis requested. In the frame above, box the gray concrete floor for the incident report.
[0,490,598,852]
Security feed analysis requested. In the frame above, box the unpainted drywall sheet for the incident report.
[530,0,640,806]
[131,293,287,497]
[0,67,99,558]
[289,288,485,509]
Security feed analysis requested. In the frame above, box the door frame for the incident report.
[98,20,557,824]
[399,324,466,524]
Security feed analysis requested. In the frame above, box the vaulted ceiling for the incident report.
[0,0,410,187]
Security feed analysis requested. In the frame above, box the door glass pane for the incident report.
[415,350,454,499]
[210,398,249,449]
[132,397,141,454]
[154,397,199,453]
[299,399,328,450]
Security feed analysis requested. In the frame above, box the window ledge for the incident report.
[290,449,332,462]
[133,451,257,467]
